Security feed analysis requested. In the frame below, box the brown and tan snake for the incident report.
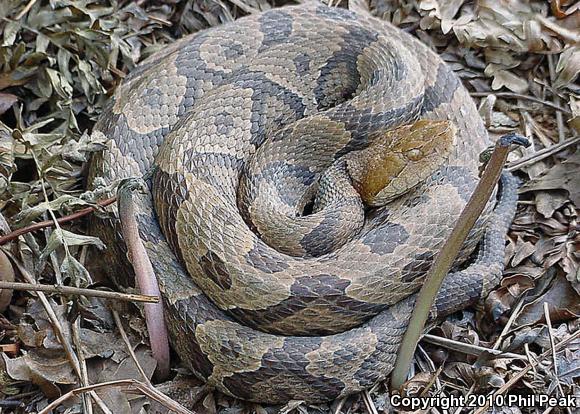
[89,2,518,403]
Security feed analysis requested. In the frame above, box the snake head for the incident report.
[346,119,457,207]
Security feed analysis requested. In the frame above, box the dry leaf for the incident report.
[520,152,580,208]
[0,93,17,115]
[555,44,580,88]
[2,351,76,398]
[516,273,580,326]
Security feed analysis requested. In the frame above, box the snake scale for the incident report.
[89,2,519,404]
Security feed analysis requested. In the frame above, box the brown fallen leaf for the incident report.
[511,237,537,267]
[570,96,580,134]
[0,250,14,313]
[87,345,156,412]
[0,72,31,91]
[442,361,476,387]
[534,190,570,219]
[520,152,580,207]
[515,272,580,327]
[149,376,205,414]
[400,371,436,395]
[0,93,17,116]
[556,347,580,385]
[2,350,76,399]
[554,44,580,89]
[0,343,19,356]
[485,274,536,323]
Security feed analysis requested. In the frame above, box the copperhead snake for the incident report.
[89,2,518,403]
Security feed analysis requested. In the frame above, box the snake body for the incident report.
[89,3,518,403]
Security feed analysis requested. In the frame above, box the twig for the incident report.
[37,379,196,414]
[331,396,347,414]
[5,251,82,377]
[470,92,572,115]
[0,400,24,408]
[390,134,530,390]
[0,279,158,303]
[507,136,580,171]
[0,197,117,245]
[536,14,580,43]
[112,309,153,386]
[492,298,525,350]
[524,343,539,376]
[415,345,446,399]
[72,318,100,414]
[15,0,37,19]
[472,329,580,414]
[543,303,573,414]
[362,390,379,414]
[453,384,475,414]
[422,334,527,360]
[0,250,15,313]
[547,55,565,143]
[118,179,170,380]
[417,362,443,397]
[521,110,552,148]
[74,251,111,414]
[2,250,106,409]
[5,392,40,403]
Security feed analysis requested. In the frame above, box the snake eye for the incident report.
[405,149,423,161]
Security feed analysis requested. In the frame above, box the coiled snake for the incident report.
[89,3,518,404]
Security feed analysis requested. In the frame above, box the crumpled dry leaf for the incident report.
[17,300,73,351]
[499,325,548,353]
[0,120,15,181]
[404,370,435,394]
[418,0,466,34]
[485,274,535,323]
[13,296,158,409]
[555,44,580,88]
[486,67,529,93]
[516,272,580,327]
[279,399,306,414]
[60,130,107,163]
[442,361,476,387]
[556,347,580,385]
[569,96,580,134]
[452,0,554,52]
[41,228,104,259]
[0,92,17,115]
[12,194,93,227]
[87,346,157,412]
[534,189,569,218]
[520,152,580,208]
[2,350,76,398]
[0,250,14,313]
[149,376,205,414]
[510,237,536,266]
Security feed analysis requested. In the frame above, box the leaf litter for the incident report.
[0,0,578,413]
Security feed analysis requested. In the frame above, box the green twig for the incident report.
[390,133,530,391]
